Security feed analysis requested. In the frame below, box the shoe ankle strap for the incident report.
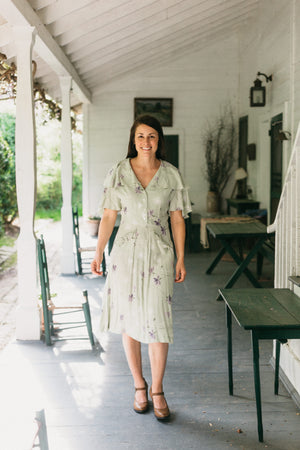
[135,386,147,391]
[151,391,164,396]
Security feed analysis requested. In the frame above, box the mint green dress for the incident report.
[99,158,192,344]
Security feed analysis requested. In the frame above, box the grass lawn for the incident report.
[0,234,16,247]
[35,208,61,221]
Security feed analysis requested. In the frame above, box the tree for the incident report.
[0,114,17,234]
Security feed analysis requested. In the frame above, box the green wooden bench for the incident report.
[256,239,275,278]
[37,235,95,348]
[219,287,300,442]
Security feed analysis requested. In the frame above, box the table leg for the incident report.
[221,238,265,289]
[205,246,227,274]
[226,305,233,395]
[274,339,287,395]
[274,339,281,395]
[251,331,264,442]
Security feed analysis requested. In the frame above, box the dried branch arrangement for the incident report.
[202,105,237,195]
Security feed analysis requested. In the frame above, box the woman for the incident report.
[91,115,191,420]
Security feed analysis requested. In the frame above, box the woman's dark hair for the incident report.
[127,115,166,160]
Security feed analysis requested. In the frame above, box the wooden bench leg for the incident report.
[77,248,83,275]
[102,252,106,276]
[226,305,233,395]
[82,290,95,348]
[274,339,287,395]
[274,339,281,395]
[251,331,264,442]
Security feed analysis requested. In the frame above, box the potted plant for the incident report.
[87,215,100,236]
[202,105,236,213]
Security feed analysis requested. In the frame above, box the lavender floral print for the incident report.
[99,158,192,344]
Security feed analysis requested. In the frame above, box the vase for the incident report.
[87,219,100,236]
[206,191,220,213]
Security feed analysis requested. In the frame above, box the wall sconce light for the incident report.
[250,72,272,107]
[277,130,291,141]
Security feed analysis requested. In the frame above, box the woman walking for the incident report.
[91,115,191,420]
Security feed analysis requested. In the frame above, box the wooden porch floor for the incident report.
[0,223,299,449]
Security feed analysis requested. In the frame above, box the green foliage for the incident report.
[0,113,15,150]
[35,120,83,222]
[35,119,83,214]
[0,234,15,247]
[35,208,61,221]
[0,108,83,231]
[0,114,17,234]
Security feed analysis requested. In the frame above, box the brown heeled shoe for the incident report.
[149,387,170,420]
[133,379,149,414]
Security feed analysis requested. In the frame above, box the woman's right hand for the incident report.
[91,252,103,276]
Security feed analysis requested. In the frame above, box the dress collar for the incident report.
[124,158,169,189]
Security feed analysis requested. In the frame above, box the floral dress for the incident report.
[99,158,192,344]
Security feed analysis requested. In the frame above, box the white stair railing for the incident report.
[268,122,300,287]
[268,122,300,399]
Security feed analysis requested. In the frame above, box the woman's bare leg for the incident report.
[122,333,147,403]
[148,342,169,408]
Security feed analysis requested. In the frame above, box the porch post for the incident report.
[82,103,89,218]
[14,25,40,340]
[60,75,74,274]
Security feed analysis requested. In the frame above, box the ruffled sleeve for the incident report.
[98,163,122,215]
[169,187,192,219]
[167,165,192,219]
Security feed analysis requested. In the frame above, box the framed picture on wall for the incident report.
[134,98,173,126]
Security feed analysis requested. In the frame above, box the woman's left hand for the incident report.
[174,258,186,283]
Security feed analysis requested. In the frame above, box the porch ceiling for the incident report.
[0,0,259,103]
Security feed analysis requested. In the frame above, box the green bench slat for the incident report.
[219,288,300,329]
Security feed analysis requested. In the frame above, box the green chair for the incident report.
[37,235,95,348]
[72,206,106,275]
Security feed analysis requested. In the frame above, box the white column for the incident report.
[14,26,40,340]
[60,75,75,274]
[82,103,89,218]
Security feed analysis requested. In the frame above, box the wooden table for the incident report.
[200,215,257,249]
[206,221,269,298]
[219,288,300,442]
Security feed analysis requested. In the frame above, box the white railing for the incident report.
[268,122,300,288]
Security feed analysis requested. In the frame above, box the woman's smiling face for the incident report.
[134,124,159,158]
